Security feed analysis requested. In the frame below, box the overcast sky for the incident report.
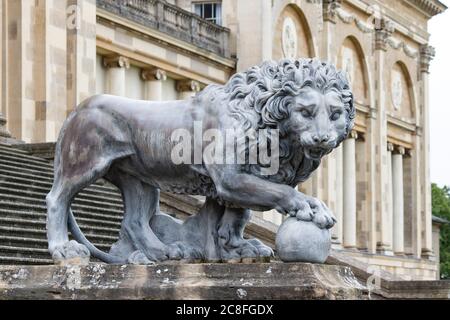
[429,0,450,187]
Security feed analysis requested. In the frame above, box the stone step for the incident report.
[0,181,123,205]
[0,201,123,222]
[0,194,124,217]
[0,168,119,196]
[0,144,30,154]
[0,209,122,229]
[0,245,106,264]
[0,255,53,265]
[0,144,52,163]
[0,159,54,177]
[0,173,122,200]
[0,186,124,211]
[0,152,54,169]
[0,235,112,252]
[0,217,121,237]
[0,143,126,265]
[0,245,52,261]
[0,226,118,244]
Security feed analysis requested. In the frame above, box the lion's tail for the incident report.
[68,208,124,264]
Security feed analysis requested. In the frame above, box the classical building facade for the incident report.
[0,0,446,280]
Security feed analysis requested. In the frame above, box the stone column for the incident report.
[141,68,167,101]
[392,146,405,255]
[419,45,435,258]
[331,144,344,246]
[380,142,394,254]
[176,80,201,100]
[261,0,272,61]
[103,55,130,96]
[343,130,357,249]
[0,2,10,141]
[373,18,395,254]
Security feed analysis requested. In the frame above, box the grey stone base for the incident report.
[0,262,370,300]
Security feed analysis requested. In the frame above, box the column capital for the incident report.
[321,0,342,23]
[394,146,406,156]
[141,68,167,81]
[348,130,358,140]
[419,45,435,74]
[387,142,394,152]
[374,18,395,51]
[103,55,130,69]
[176,79,201,93]
[406,148,413,158]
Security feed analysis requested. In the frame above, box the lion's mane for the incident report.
[198,58,355,186]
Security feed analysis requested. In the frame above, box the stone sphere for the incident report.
[275,217,331,264]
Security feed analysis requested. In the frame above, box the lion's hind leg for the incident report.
[47,108,134,264]
[47,151,128,264]
[106,170,183,263]
[217,208,273,263]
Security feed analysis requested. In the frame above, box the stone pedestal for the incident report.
[0,263,368,300]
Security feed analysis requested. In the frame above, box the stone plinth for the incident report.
[0,263,369,300]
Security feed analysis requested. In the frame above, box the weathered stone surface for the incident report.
[0,263,369,300]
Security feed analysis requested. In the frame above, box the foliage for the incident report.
[432,183,450,279]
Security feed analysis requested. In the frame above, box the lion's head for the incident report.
[200,58,355,186]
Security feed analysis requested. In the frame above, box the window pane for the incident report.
[215,4,222,25]
[193,2,222,25]
[204,4,213,19]
[194,4,202,16]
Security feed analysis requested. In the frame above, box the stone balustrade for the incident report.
[97,0,231,58]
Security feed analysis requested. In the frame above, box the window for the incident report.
[193,2,222,25]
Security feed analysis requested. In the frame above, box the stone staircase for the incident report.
[0,143,124,265]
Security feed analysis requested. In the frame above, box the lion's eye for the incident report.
[300,109,312,118]
[330,111,342,121]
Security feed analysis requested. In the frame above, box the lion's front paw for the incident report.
[288,200,315,222]
[305,198,337,229]
[50,240,90,265]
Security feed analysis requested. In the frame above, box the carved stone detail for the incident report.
[394,146,406,156]
[176,80,201,93]
[103,55,130,69]
[335,8,373,33]
[322,0,342,23]
[374,18,395,51]
[419,45,435,74]
[348,130,359,140]
[141,68,167,81]
[386,37,419,58]
[387,142,394,152]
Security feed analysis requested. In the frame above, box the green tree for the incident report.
[431,183,450,279]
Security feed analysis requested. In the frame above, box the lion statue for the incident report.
[46,58,354,265]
